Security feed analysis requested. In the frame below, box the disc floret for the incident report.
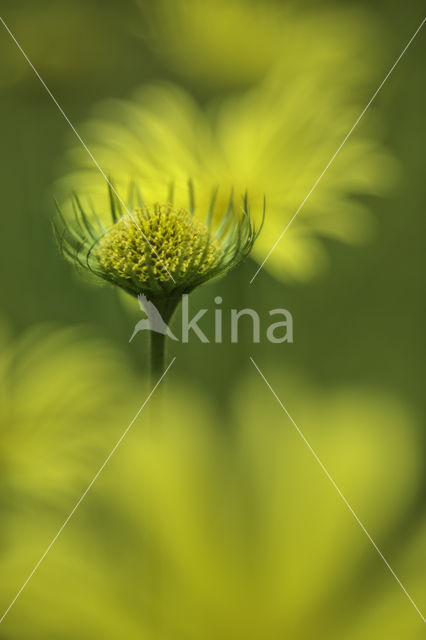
[94,203,224,296]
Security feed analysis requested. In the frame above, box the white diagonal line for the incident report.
[250,356,425,623]
[250,16,426,283]
[0,16,176,284]
[0,357,176,626]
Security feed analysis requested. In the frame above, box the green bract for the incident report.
[55,183,262,301]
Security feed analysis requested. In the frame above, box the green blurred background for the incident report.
[0,0,425,638]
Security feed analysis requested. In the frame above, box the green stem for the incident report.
[145,296,181,627]
[150,330,167,385]
[148,294,181,386]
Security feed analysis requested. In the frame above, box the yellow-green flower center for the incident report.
[94,204,223,287]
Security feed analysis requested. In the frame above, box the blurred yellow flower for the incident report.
[140,0,384,90]
[1,354,424,638]
[0,322,139,506]
[58,73,396,282]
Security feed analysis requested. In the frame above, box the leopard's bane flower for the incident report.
[96,204,223,291]
[55,186,260,307]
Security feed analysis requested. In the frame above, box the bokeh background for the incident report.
[0,0,425,637]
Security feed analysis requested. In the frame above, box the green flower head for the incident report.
[55,182,262,302]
